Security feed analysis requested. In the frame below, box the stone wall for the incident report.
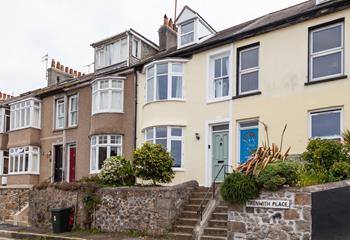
[29,181,198,234]
[0,186,30,221]
[227,181,350,240]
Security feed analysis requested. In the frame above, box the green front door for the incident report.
[212,129,229,182]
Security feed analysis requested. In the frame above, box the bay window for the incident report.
[0,108,9,133]
[146,62,184,103]
[310,109,342,140]
[92,78,124,114]
[0,151,9,175]
[10,99,41,130]
[90,135,123,173]
[95,38,128,69]
[9,146,40,174]
[238,45,259,95]
[145,126,183,168]
[68,95,78,127]
[309,21,344,82]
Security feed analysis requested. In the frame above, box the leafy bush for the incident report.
[256,160,301,191]
[329,161,350,181]
[297,167,329,187]
[220,172,259,204]
[302,139,346,169]
[133,142,175,185]
[99,156,135,186]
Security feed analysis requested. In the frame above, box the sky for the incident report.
[0,0,305,96]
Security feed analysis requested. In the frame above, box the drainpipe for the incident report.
[133,68,138,150]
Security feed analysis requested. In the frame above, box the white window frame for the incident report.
[309,22,344,82]
[239,46,260,95]
[179,20,196,48]
[95,38,128,70]
[91,77,124,115]
[0,150,9,175]
[309,108,343,140]
[8,146,40,175]
[9,98,41,131]
[144,126,184,169]
[68,95,78,127]
[208,48,232,102]
[55,98,65,129]
[145,60,186,103]
[0,108,9,133]
[132,37,141,59]
[90,135,123,173]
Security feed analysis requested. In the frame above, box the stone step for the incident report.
[181,211,198,219]
[211,213,228,221]
[195,187,210,192]
[177,218,198,226]
[200,235,227,240]
[203,227,227,236]
[191,192,213,198]
[184,204,206,211]
[174,225,194,234]
[189,198,209,205]
[168,232,193,240]
[213,205,228,213]
[4,219,30,227]
[208,219,227,228]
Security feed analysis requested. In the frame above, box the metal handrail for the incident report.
[197,164,233,221]
[1,189,31,211]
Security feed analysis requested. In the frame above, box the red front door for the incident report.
[69,145,76,182]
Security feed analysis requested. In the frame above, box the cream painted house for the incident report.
[137,0,350,187]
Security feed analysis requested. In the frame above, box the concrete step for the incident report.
[3,220,30,227]
[191,192,213,198]
[177,218,198,226]
[184,204,206,211]
[200,235,227,240]
[211,213,227,221]
[168,232,193,240]
[181,211,198,219]
[189,198,209,205]
[174,225,194,234]
[203,227,227,236]
[208,219,227,228]
[195,187,210,192]
[213,205,228,213]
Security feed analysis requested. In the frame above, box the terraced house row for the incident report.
[0,0,349,187]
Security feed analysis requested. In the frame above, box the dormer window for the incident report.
[0,108,9,133]
[95,38,128,69]
[180,21,195,46]
[132,38,141,59]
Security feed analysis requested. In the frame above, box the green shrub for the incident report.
[133,142,175,185]
[99,156,135,186]
[220,172,259,204]
[256,160,301,191]
[297,166,329,187]
[329,161,350,181]
[302,139,346,169]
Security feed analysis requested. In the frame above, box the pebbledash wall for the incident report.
[29,181,197,234]
[227,181,350,240]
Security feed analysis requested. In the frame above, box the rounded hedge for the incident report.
[99,156,135,186]
[220,172,259,204]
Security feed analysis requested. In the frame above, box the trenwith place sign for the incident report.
[246,199,290,209]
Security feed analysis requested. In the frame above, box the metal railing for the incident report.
[197,164,233,221]
[1,189,31,211]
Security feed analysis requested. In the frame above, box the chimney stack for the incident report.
[158,14,178,52]
[47,59,85,87]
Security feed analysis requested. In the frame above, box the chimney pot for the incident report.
[163,14,169,26]
[69,69,73,75]
[65,67,69,73]
[73,70,77,76]
[60,65,64,71]
[78,72,81,77]
[56,61,61,69]
[51,59,55,68]
[168,18,173,29]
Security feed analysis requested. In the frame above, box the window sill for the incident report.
[207,97,231,104]
[7,172,40,176]
[232,91,262,100]
[305,75,348,86]
[8,127,41,133]
[173,168,185,172]
[92,111,124,116]
[143,99,186,108]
